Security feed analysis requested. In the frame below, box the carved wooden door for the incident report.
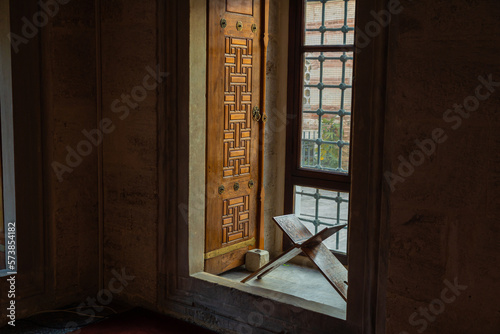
[205,0,265,275]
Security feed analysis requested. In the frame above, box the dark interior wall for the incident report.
[1,0,101,325]
[383,0,500,333]
[0,0,159,325]
[43,0,100,302]
[1,0,100,317]
[100,0,159,308]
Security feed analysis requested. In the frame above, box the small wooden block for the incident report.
[241,246,301,283]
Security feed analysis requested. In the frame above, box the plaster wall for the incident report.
[43,0,100,301]
[100,0,159,309]
[383,1,500,333]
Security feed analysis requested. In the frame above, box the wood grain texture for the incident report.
[274,214,313,244]
[205,0,263,275]
[226,0,253,15]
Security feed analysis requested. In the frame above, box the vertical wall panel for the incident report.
[101,0,159,307]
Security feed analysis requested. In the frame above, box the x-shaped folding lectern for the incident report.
[241,214,348,301]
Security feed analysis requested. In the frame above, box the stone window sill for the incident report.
[192,262,346,320]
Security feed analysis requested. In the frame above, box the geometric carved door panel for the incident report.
[205,0,264,275]
[223,37,252,178]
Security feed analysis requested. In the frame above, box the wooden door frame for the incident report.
[158,0,389,333]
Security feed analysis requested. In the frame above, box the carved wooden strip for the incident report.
[223,37,253,178]
[205,238,256,260]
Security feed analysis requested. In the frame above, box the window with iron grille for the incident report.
[286,0,356,263]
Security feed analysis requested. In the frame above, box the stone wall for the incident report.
[43,0,100,303]
[100,0,159,309]
[0,1,160,326]
[383,0,500,333]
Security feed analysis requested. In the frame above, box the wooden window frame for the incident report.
[284,0,354,264]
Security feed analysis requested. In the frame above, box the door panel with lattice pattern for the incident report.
[205,0,263,275]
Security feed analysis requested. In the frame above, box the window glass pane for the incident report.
[305,0,356,46]
[301,52,353,173]
[294,186,349,254]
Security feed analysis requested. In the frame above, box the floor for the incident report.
[75,308,216,334]
[220,262,346,318]
[0,304,122,334]
[0,307,216,334]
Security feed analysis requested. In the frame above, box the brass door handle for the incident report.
[252,106,261,121]
[253,106,267,123]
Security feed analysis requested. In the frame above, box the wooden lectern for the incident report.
[241,214,348,301]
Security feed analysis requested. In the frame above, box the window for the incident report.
[286,0,356,264]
